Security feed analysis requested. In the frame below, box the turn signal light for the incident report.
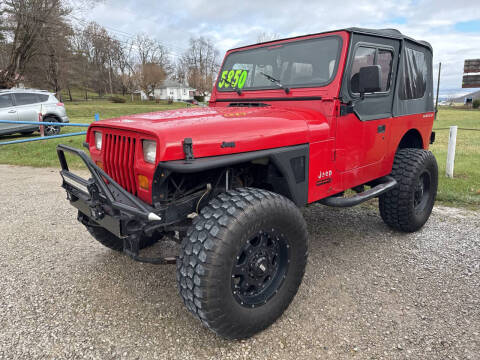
[95,161,104,170]
[138,175,149,190]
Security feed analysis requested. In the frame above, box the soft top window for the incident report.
[350,45,393,94]
[217,36,342,92]
[399,47,428,100]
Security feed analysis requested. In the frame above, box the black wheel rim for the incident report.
[231,228,289,308]
[414,171,431,212]
[44,122,60,136]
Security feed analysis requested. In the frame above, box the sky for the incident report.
[82,0,480,97]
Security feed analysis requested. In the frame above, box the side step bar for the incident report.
[319,176,397,208]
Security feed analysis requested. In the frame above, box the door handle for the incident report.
[377,124,386,133]
[8,110,16,113]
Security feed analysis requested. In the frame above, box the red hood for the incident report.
[89,106,327,161]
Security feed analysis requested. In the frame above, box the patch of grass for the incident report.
[0,100,189,168]
[430,108,480,209]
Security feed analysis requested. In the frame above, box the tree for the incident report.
[138,62,166,98]
[23,19,73,98]
[69,22,124,97]
[83,22,115,96]
[116,40,137,97]
[178,37,220,96]
[0,1,179,99]
[128,34,172,98]
[473,99,480,109]
[133,34,170,67]
[0,0,71,89]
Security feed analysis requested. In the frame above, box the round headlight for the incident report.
[142,140,157,164]
[94,131,102,150]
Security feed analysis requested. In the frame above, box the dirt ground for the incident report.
[0,164,478,359]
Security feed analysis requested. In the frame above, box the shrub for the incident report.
[473,99,480,109]
[109,96,126,103]
[194,95,204,102]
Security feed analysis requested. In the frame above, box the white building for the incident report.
[140,80,196,101]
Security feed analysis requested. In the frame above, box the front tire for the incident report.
[177,188,308,339]
[379,148,438,232]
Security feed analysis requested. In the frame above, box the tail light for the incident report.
[56,102,64,107]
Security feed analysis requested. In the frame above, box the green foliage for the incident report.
[194,95,204,102]
[472,99,480,109]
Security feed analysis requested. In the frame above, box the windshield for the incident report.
[217,36,341,92]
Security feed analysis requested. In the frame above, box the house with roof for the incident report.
[452,89,480,104]
[139,80,196,101]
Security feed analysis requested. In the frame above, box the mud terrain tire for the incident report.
[379,148,438,232]
[177,188,308,339]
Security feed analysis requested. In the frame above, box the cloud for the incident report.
[84,0,480,91]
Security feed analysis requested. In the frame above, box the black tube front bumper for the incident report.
[57,144,163,238]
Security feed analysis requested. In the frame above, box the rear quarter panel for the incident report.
[382,112,435,174]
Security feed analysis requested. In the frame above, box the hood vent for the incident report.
[228,102,269,107]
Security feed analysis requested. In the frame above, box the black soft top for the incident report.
[231,27,432,52]
[345,27,432,51]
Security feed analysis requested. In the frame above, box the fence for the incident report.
[0,113,99,146]
[432,125,480,178]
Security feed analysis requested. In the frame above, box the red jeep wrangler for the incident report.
[58,28,438,339]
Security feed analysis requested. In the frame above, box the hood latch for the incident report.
[183,138,194,162]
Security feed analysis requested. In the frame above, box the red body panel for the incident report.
[86,30,434,206]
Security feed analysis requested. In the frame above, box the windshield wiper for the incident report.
[221,76,242,95]
[259,72,290,94]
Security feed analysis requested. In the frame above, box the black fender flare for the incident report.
[152,144,309,206]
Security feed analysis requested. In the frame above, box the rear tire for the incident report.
[176,188,308,339]
[43,116,61,136]
[80,211,159,251]
[379,148,438,232]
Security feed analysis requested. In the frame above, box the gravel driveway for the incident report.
[0,164,478,359]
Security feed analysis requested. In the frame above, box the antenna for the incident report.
[434,62,441,121]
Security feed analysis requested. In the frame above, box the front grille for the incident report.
[103,133,137,195]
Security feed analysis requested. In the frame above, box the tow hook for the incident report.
[86,182,104,220]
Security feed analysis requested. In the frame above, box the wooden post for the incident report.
[435,62,441,120]
[446,126,457,178]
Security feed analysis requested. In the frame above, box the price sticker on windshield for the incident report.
[218,69,248,89]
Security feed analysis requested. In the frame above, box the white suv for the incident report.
[0,89,69,136]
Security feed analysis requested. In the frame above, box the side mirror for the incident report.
[358,65,381,95]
